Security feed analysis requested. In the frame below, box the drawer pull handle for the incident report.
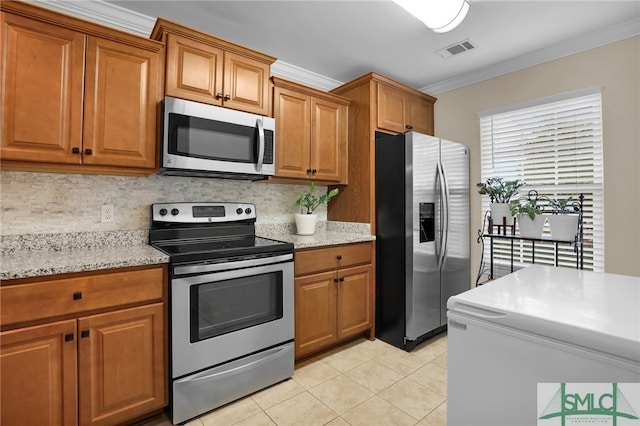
[73,292,82,300]
[337,255,342,260]
[64,333,74,342]
[81,330,90,338]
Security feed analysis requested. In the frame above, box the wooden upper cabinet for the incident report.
[377,84,406,133]
[84,37,159,169]
[165,33,223,104]
[407,94,434,135]
[0,1,163,175]
[223,51,271,115]
[272,77,348,183]
[328,72,436,231]
[152,18,275,116]
[0,12,85,165]
[377,82,435,135]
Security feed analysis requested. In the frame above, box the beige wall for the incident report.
[434,36,640,278]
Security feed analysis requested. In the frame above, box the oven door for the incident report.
[162,96,275,177]
[171,255,293,378]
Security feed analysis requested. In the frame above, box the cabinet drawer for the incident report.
[295,242,372,276]
[1,266,164,326]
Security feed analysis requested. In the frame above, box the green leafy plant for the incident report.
[295,182,339,214]
[510,198,543,220]
[477,177,525,203]
[549,196,577,215]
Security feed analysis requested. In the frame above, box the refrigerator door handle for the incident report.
[440,161,451,264]
[436,162,447,269]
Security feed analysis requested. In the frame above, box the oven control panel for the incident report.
[152,202,256,223]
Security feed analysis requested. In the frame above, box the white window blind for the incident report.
[479,88,604,275]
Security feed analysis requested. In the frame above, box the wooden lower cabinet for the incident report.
[294,242,374,360]
[0,320,78,426]
[0,265,167,426]
[78,304,165,426]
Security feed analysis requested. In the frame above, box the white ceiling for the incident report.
[40,1,640,94]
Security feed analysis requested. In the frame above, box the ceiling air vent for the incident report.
[437,39,477,58]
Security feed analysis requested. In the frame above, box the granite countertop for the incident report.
[1,222,374,280]
[1,231,169,280]
[257,221,375,249]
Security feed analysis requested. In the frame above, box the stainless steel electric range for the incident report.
[149,202,294,424]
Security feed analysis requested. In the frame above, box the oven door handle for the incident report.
[173,253,293,276]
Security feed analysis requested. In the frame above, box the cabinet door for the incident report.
[407,95,434,135]
[78,303,165,426]
[273,86,311,179]
[337,264,373,339]
[1,12,84,164]
[377,83,406,133]
[223,51,270,116]
[165,33,223,106]
[83,37,159,169]
[310,97,346,183]
[295,271,337,358]
[0,320,77,426]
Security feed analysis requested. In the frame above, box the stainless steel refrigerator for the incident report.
[375,131,470,351]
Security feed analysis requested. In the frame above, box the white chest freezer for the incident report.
[447,265,640,426]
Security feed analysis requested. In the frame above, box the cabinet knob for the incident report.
[339,277,345,282]
[72,147,80,154]
[81,330,90,338]
[333,278,339,283]
[337,255,342,260]
[406,124,413,130]
[224,94,231,101]
[215,93,223,100]
[84,148,92,155]
[64,333,74,342]
[73,292,82,300]
[306,169,312,174]
[312,169,317,174]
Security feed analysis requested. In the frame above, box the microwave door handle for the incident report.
[256,118,265,172]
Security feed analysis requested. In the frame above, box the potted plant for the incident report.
[477,177,525,223]
[294,182,339,235]
[510,198,546,238]
[547,196,580,241]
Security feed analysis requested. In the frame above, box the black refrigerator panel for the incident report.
[375,132,408,349]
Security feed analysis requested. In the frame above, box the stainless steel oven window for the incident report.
[189,271,284,343]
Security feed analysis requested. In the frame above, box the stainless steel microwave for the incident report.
[160,96,275,179]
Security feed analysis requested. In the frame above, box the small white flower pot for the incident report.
[547,214,579,241]
[490,203,513,224]
[295,213,317,235]
[517,214,546,239]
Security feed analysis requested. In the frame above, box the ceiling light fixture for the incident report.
[393,0,471,33]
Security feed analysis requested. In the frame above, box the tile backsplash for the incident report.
[0,171,325,235]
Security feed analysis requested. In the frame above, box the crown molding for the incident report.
[421,18,640,95]
[30,0,155,36]
[270,61,343,92]
[30,1,640,96]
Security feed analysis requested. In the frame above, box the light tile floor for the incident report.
[143,333,448,426]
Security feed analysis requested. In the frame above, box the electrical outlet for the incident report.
[101,205,114,223]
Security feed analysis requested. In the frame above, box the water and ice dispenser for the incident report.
[419,202,435,243]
